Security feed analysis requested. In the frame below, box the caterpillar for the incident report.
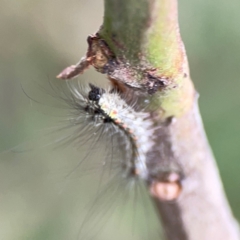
[72,83,155,180]
[1,79,161,240]
[63,81,160,239]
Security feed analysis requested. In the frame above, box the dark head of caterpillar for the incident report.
[88,83,104,102]
[85,84,112,124]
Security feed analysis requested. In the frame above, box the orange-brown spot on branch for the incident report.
[150,172,182,201]
[150,181,181,201]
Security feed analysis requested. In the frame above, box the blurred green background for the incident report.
[0,0,240,239]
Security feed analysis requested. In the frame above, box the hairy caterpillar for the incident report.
[1,79,161,240]
[63,81,160,239]
[74,83,154,179]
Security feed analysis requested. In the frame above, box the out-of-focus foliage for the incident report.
[0,0,239,239]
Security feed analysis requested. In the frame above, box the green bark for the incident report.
[100,0,194,118]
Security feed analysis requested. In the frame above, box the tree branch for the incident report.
[58,0,240,239]
[100,0,240,239]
